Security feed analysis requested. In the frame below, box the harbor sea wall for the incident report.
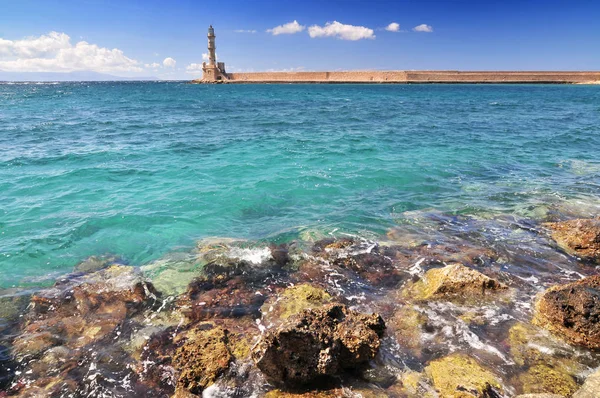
[193,71,600,84]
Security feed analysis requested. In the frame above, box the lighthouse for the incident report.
[202,25,227,82]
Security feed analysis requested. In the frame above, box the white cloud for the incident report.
[267,20,305,36]
[413,24,433,33]
[202,53,209,61]
[186,63,204,74]
[145,62,160,69]
[163,57,176,68]
[385,22,400,32]
[0,31,142,73]
[234,29,257,34]
[308,21,375,41]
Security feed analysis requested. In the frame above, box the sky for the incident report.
[0,0,599,80]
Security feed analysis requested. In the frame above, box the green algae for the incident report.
[261,284,332,322]
[519,364,578,397]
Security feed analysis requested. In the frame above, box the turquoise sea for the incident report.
[1,82,599,288]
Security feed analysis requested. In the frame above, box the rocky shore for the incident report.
[1,213,600,397]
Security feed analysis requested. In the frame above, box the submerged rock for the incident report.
[424,354,503,398]
[12,265,159,360]
[545,218,600,262]
[507,322,583,372]
[573,368,600,398]
[7,265,165,397]
[533,275,600,349]
[388,305,427,356]
[311,238,405,287]
[252,304,385,387]
[404,263,507,301]
[74,255,120,273]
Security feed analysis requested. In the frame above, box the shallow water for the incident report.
[1,82,599,288]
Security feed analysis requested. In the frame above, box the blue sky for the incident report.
[0,0,598,79]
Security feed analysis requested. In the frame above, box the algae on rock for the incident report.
[173,325,233,394]
[260,284,332,325]
[403,263,507,301]
[425,354,504,398]
[518,364,578,397]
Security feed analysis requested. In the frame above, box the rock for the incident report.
[404,263,507,301]
[172,387,200,398]
[252,304,385,386]
[360,365,398,388]
[573,368,600,398]
[397,370,432,397]
[12,265,159,360]
[180,275,272,321]
[507,322,582,372]
[545,218,600,262]
[264,389,347,398]
[518,364,577,397]
[260,284,332,326]
[173,325,232,394]
[388,306,427,356]
[140,318,257,396]
[516,395,565,398]
[533,275,600,349]
[270,243,291,267]
[0,291,31,325]
[140,252,203,296]
[311,238,405,287]
[74,255,119,273]
[424,354,503,398]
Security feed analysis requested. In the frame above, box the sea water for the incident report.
[1,82,599,288]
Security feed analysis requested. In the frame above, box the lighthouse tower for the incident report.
[202,25,227,82]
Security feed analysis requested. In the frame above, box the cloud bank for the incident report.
[413,24,433,33]
[308,21,375,41]
[0,31,142,73]
[385,23,400,32]
[267,20,305,36]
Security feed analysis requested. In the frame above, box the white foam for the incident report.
[226,247,272,265]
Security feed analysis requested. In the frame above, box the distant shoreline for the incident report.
[192,70,600,84]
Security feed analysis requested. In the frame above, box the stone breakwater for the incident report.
[2,214,600,397]
[193,71,600,84]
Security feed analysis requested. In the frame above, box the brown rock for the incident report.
[173,325,232,394]
[252,304,385,387]
[12,266,159,360]
[311,239,404,287]
[533,275,600,349]
[545,218,600,262]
